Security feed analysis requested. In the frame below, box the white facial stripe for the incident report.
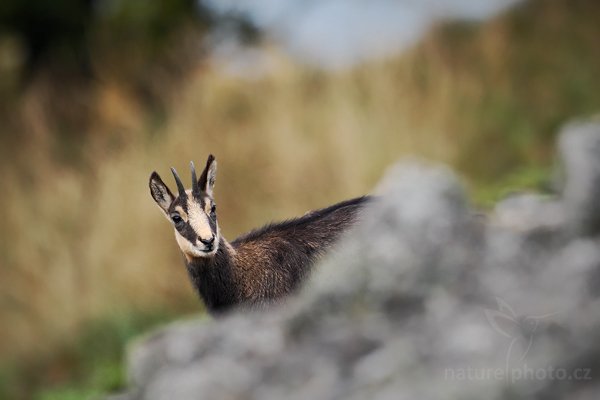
[174,230,215,259]
[174,206,188,222]
[175,230,199,256]
[187,198,213,240]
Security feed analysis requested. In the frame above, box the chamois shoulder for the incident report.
[231,195,371,246]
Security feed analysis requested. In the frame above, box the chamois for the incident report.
[149,155,369,314]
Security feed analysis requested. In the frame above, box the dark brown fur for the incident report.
[149,155,370,314]
[187,196,369,314]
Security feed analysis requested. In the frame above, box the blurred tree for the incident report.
[0,0,94,77]
[0,0,212,79]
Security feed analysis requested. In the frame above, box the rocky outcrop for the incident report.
[113,121,600,400]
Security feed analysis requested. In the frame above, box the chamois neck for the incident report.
[184,237,239,314]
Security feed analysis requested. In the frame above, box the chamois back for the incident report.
[227,196,371,306]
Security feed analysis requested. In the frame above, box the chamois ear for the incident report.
[198,154,217,196]
[149,171,175,215]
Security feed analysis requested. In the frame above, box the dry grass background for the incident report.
[0,1,599,395]
[1,55,455,361]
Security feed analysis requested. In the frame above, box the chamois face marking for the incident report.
[149,155,219,259]
[170,191,218,258]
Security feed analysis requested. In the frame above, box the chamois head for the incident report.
[149,155,219,259]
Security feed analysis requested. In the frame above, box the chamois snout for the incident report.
[199,236,215,245]
[199,235,215,251]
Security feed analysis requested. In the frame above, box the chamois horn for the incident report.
[190,161,199,195]
[170,167,186,197]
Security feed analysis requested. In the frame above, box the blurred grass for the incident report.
[0,0,599,398]
[0,309,193,400]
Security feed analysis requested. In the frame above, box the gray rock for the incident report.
[115,123,600,400]
[492,192,564,233]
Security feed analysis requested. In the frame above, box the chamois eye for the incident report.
[210,204,216,214]
[171,214,183,224]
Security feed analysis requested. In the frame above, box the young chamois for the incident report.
[149,155,369,314]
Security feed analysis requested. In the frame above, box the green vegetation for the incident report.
[0,310,193,400]
[471,165,554,208]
